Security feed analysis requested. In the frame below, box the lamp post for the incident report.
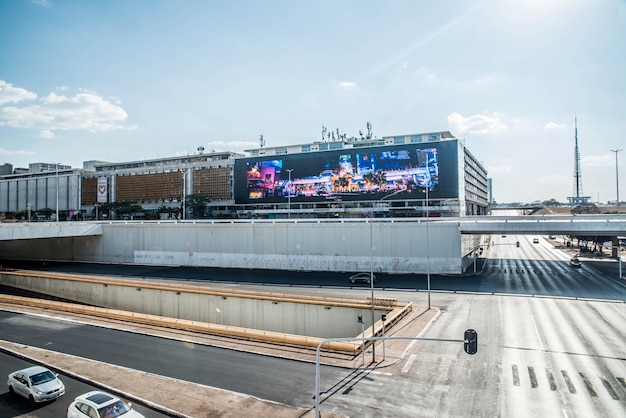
[181,168,186,220]
[286,169,293,219]
[369,213,375,364]
[55,163,59,223]
[610,149,622,214]
[368,188,405,364]
[610,149,623,280]
[425,185,431,310]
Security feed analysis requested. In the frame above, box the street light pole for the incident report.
[610,149,623,280]
[367,188,405,364]
[55,163,59,223]
[286,169,293,219]
[610,149,622,214]
[182,169,186,220]
[370,214,375,364]
[426,186,431,310]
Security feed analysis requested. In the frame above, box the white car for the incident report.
[67,391,145,418]
[7,365,65,403]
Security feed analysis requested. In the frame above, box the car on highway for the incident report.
[570,257,582,268]
[67,391,145,418]
[533,238,539,244]
[349,272,376,284]
[7,365,65,403]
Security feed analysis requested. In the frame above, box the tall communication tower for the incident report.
[567,116,590,205]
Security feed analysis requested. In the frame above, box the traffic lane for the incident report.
[0,351,165,418]
[0,310,343,409]
[3,257,623,300]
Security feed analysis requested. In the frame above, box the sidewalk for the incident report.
[0,303,437,417]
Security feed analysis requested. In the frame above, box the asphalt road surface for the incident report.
[0,352,163,418]
[1,234,625,417]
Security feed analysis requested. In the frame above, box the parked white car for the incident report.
[7,365,65,403]
[67,391,145,418]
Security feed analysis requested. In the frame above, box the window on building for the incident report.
[276,147,288,155]
[301,145,311,152]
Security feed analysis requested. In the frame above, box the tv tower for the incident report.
[567,116,590,205]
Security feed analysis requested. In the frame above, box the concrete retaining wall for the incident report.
[0,271,399,339]
[0,219,473,275]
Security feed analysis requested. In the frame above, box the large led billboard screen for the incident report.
[233,140,459,204]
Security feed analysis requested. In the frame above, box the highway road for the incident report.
[1,234,625,417]
[0,351,163,418]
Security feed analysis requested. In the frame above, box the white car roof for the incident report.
[76,391,118,407]
[16,366,51,377]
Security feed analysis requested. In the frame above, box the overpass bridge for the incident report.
[453,215,624,237]
[0,216,623,275]
[0,222,102,241]
[0,215,623,241]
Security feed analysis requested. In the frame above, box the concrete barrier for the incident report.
[0,270,414,353]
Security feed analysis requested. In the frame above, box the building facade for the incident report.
[0,131,488,220]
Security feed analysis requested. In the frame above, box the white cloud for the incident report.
[37,130,56,139]
[337,81,357,89]
[0,148,36,156]
[486,164,513,174]
[0,81,135,137]
[447,112,507,135]
[544,122,566,129]
[204,140,259,152]
[582,154,615,168]
[0,81,37,105]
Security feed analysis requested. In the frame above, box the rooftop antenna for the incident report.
[322,126,327,142]
[366,122,372,140]
[197,146,205,154]
[259,134,265,148]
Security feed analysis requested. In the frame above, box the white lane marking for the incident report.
[401,354,416,374]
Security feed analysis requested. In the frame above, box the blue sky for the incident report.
[1,0,624,203]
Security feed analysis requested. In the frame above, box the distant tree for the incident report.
[13,210,28,220]
[39,208,53,219]
[543,198,561,207]
[157,205,179,219]
[185,194,210,219]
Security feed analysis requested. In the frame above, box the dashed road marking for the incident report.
[512,364,520,386]
[401,354,416,374]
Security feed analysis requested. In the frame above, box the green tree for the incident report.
[543,198,561,207]
[185,194,210,219]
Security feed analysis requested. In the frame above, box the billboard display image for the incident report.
[234,141,458,204]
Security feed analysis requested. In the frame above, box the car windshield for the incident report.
[98,400,131,418]
[29,371,56,385]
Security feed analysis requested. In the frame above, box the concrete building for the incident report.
[0,130,488,220]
